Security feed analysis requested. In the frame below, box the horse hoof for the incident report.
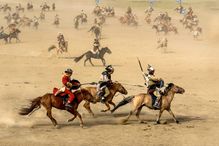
[176,120,179,124]
[80,124,84,128]
[101,110,107,112]
[55,125,60,129]
[121,119,128,125]
[156,121,160,125]
[139,120,147,124]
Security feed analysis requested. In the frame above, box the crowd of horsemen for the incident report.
[56,64,163,110]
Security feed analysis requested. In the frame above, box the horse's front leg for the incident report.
[167,108,179,124]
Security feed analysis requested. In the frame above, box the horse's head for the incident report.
[164,83,185,95]
[101,47,112,54]
[112,82,128,95]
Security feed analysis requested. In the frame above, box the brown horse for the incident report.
[84,82,128,116]
[111,83,185,124]
[19,88,96,128]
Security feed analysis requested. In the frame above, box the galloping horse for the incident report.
[88,25,101,39]
[84,82,128,116]
[111,83,185,124]
[74,47,112,66]
[8,29,21,43]
[19,88,96,128]
[0,33,9,43]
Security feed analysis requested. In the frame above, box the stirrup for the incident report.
[65,103,72,110]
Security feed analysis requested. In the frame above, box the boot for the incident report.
[100,96,106,103]
[65,102,72,110]
[153,100,160,109]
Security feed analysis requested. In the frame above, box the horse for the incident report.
[74,47,112,66]
[84,82,128,116]
[8,29,21,43]
[88,25,101,39]
[0,33,9,44]
[111,83,185,124]
[19,88,96,128]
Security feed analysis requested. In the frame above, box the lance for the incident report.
[137,57,147,83]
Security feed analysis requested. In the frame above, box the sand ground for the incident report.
[0,0,219,146]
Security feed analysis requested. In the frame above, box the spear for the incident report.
[137,57,147,83]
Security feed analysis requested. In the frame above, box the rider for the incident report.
[144,64,164,109]
[55,68,80,109]
[57,32,65,49]
[54,14,59,25]
[92,38,100,55]
[97,65,114,103]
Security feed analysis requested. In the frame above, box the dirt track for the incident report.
[0,0,219,146]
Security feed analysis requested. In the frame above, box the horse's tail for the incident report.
[19,96,42,116]
[48,45,56,52]
[74,52,87,62]
[111,96,134,113]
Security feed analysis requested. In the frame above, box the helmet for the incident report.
[147,64,155,75]
[105,65,114,74]
[65,68,73,74]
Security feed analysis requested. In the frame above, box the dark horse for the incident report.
[74,47,112,66]
[8,29,21,43]
[0,33,9,43]
[19,88,96,128]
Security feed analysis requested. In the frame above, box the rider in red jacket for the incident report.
[55,68,80,109]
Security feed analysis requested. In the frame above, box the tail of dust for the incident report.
[19,96,42,116]
[74,52,86,62]
[111,96,134,113]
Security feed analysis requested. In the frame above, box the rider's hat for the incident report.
[65,68,73,74]
[105,65,114,73]
[147,64,155,74]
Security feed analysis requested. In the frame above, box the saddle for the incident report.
[53,88,78,103]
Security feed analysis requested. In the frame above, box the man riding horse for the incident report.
[97,65,114,103]
[92,38,100,55]
[57,32,67,52]
[54,68,81,110]
[144,64,164,109]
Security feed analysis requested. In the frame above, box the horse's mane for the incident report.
[162,83,174,96]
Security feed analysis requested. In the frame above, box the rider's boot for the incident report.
[153,98,160,109]
[65,102,72,110]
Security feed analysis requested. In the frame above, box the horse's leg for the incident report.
[108,100,116,108]
[121,110,135,124]
[83,101,94,117]
[136,105,146,123]
[88,58,94,66]
[101,102,111,112]
[167,108,179,124]
[84,57,89,66]
[101,58,106,66]
[67,110,77,122]
[75,110,84,127]
[156,109,164,124]
[46,107,58,126]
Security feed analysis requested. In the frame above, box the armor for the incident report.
[97,65,114,103]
